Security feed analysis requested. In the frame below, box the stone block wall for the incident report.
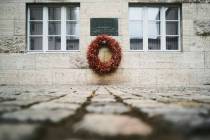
[0,0,210,87]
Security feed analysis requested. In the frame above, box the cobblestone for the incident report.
[32,102,80,111]
[0,105,20,113]
[0,85,209,140]
[86,102,130,114]
[2,109,75,123]
[74,114,152,136]
[0,124,39,140]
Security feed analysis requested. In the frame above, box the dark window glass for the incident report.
[48,7,61,20]
[166,36,178,50]
[148,36,161,50]
[30,7,43,20]
[66,36,79,50]
[166,21,178,35]
[166,7,178,20]
[30,22,42,35]
[48,36,61,50]
[48,21,61,35]
[130,38,143,50]
[30,37,42,50]
[67,7,79,20]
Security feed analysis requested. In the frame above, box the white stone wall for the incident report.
[0,0,210,87]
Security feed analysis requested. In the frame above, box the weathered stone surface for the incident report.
[35,53,88,69]
[183,0,210,2]
[141,106,210,130]
[0,20,14,36]
[0,52,209,86]
[0,86,210,140]
[194,20,210,36]
[53,96,87,104]
[0,124,39,140]
[0,0,209,87]
[91,87,116,103]
[31,101,80,111]
[86,102,130,114]
[0,54,36,70]
[0,93,64,107]
[0,70,19,85]
[14,20,25,36]
[74,114,152,136]
[205,52,210,70]
[18,69,53,85]
[124,99,167,109]
[2,109,75,123]
[0,36,25,53]
[91,97,116,103]
[0,105,20,113]
[109,86,210,127]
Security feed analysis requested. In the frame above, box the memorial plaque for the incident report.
[90,18,118,36]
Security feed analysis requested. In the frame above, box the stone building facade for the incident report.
[0,0,210,87]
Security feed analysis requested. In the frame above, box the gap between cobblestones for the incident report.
[109,87,210,140]
[38,87,184,140]
[0,94,68,123]
[106,87,186,140]
[5,86,208,140]
[39,88,98,140]
[21,94,68,109]
[0,97,16,102]
[1,86,210,140]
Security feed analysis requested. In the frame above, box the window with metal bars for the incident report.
[27,4,80,52]
[129,5,181,51]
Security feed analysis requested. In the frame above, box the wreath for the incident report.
[87,35,122,74]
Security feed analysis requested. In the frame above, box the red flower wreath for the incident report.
[87,35,122,74]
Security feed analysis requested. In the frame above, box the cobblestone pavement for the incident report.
[0,85,210,140]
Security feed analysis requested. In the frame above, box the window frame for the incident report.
[27,4,80,53]
[129,5,181,52]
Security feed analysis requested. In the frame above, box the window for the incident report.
[129,5,180,51]
[27,5,80,52]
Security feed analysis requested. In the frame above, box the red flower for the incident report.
[87,35,122,74]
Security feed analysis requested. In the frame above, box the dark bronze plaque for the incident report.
[90,18,118,36]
